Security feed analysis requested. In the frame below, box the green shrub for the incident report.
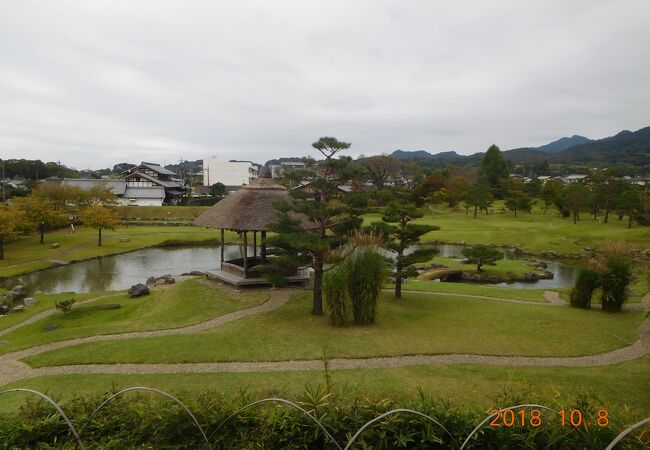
[344,249,387,325]
[601,256,632,312]
[323,268,347,326]
[54,298,75,314]
[570,269,601,309]
[0,388,645,449]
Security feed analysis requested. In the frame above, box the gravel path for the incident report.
[0,287,648,386]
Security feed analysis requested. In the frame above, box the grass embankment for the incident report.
[363,206,650,255]
[396,280,549,302]
[0,226,238,279]
[0,291,119,332]
[0,279,266,355]
[24,291,643,367]
[1,356,648,416]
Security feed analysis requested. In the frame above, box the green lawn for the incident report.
[0,279,266,355]
[1,356,648,417]
[396,280,549,302]
[363,207,650,255]
[121,205,209,219]
[0,290,122,332]
[0,225,238,278]
[24,291,643,367]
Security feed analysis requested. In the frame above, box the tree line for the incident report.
[0,183,120,259]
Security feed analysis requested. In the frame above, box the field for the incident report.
[364,204,650,255]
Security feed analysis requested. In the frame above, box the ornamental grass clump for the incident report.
[600,255,632,312]
[323,268,347,326]
[344,248,387,325]
[570,269,601,309]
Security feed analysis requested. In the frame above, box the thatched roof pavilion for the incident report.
[193,169,309,286]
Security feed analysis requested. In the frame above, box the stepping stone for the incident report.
[50,243,61,249]
[43,323,59,332]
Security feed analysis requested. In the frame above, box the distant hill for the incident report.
[392,149,435,160]
[555,127,650,166]
[388,127,650,170]
[536,135,591,153]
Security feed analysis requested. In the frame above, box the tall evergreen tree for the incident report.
[479,144,509,195]
[467,178,494,218]
[369,201,438,298]
[267,137,362,316]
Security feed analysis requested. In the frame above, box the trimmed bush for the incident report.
[344,249,387,325]
[601,256,632,312]
[323,268,347,326]
[570,269,601,309]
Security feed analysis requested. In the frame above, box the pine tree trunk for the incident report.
[573,211,577,224]
[98,228,102,247]
[312,254,323,315]
[40,222,45,244]
[604,209,609,223]
[395,274,402,299]
[0,239,3,260]
[628,215,633,229]
[473,206,477,219]
[544,204,548,214]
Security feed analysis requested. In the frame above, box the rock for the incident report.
[50,243,61,249]
[461,272,473,280]
[146,276,157,285]
[119,236,131,242]
[23,297,37,306]
[43,323,59,332]
[2,285,26,302]
[0,304,9,315]
[128,284,150,298]
[181,271,205,276]
[530,261,548,269]
[9,305,24,313]
[470,274,483,282]
[486,276,503,284]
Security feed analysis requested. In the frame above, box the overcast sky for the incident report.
[1,0,649,169]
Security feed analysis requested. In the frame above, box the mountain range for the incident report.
[390,126,650,168]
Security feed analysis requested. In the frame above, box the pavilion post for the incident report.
[261,230,267,263]
[253,231,257,261]
[220,228,224,268]
[243,231,248,271]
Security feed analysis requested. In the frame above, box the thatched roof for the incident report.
[193,178,295,231]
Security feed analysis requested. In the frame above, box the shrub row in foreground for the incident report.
[0,387,647,449]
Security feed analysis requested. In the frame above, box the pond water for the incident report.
[1,245,253,294]
[1,244,580,294]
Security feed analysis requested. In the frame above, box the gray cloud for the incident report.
[1,0,649,169]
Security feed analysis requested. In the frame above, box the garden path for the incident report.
[0,287,648,386]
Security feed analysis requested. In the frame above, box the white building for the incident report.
[203,159,258,188]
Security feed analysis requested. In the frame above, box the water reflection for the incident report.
[1,244,580,294]
[1,245,252,294]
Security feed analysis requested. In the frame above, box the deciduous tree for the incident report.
[79,204,119,246]
[0,206,25,260]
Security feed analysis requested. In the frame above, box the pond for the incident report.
[1,244,581,294]
[1,245,253,294]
